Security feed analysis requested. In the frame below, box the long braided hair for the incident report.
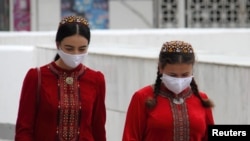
[146,41,214,109]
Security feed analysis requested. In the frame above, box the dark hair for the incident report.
[146,41,214,109]
[55,22,90,43]
[54,53,60,61]
[54,17,91,61]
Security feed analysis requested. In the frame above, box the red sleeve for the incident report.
[122,90,147,141]
[206,107,214,125]
[201,93,214,125]
[92,71,106,141]
[202,107,214,141]
[200,92,215,141]
[15,68,38,141]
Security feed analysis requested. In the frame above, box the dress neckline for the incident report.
[159,87,192,104]
[50,61,84,73]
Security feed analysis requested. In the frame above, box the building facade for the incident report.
[1,0,250,31]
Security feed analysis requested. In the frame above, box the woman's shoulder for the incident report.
[134,85,154,98]
[25,67,40,76]
[22,67,42,84]
[84,67,105,84]
[198,91,210,99]
[85,67,104,77]
[129,85,154,105]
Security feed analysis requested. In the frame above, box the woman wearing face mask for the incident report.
[15,15,106,141]
[122,40,214,141]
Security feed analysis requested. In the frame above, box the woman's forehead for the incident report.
[161,63,193,73]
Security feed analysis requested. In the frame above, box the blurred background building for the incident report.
[1,0,250,31]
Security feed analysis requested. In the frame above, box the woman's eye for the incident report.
[182,74,190,77]
[65,48,73,51]
[79,48,87,52]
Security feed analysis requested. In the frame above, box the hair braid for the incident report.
[145,67,162,109]
[190,78,214,108]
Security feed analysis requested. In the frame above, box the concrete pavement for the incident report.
[0,123,14,141]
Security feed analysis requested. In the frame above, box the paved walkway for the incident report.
[0,123,14,141]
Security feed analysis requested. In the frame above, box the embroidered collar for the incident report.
[159,88,192,104]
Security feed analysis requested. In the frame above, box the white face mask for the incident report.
[161,74,193,94]
[57,49,88,68]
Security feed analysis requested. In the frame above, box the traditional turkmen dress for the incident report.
[122,84,214,141]
[15,62,106,141]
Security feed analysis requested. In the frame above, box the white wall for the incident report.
[89,28,250,60]
[0,45,36,124]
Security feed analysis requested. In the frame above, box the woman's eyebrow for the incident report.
[64,44,74,48]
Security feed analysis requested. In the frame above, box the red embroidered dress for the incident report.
[15,62,106,141]
[122,85,214,141]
